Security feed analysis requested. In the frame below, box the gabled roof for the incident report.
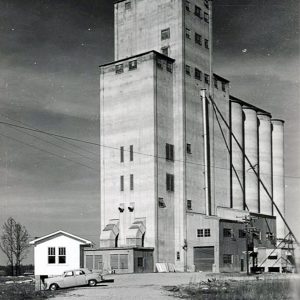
[29,230,92,245]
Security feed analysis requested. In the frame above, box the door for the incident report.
[62,271,76,288]
[194,247,214,272]
[74,270,87,286]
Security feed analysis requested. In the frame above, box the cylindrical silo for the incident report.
[272,119,285,240]
[231,100,244,210]
[243,106,259,213]
[258,112,273,215]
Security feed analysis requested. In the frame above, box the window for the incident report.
[204,74,210,84]
[185,0,190,11]
[130,174,134,190]
[129,60,137,70]
[125,2,131,9]
[197,229,204,237]
[48,247,55,264]
[75,270,85,275]
[120,254,128,269]
[204,229,211,237]
[166,62,173,73]
[58,247,66,264]
[187,200,192,210]
[185,65,191,76]
[205,39,209,49]
[185,28,191,39]
[137,257,144,267]
[166,143,174,161]
[268,255,278,260]
[239,229,246,238]
[166,173,174,192]
[195,68,202,81]
[204,12,209,23]
[204,0,209,9]
[195,5,202,18]
[120,175,124,191]
[186,143,192,154]
[94,255,103,270]
[161,46,169,56]
[130,145,133,161]
[157,58,163,69]
[176,251,180,260]
[86,255,93,270]
[64,271,73,277]
[110,254,118,269]
[214,78,218,89]
[223,228,232,237]
[115,64,123,74]
[161,28,170,40]
[158,197,166,208]
[195,33,202,45]
[120,146,124,163]
[266,232,274,240]
[222,82,226,92]
[223,254,232,264]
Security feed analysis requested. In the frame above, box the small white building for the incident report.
[30,230,92,276]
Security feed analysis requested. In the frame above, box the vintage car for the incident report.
[44,268,106,290]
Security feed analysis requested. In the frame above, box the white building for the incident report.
[30,230,92,276]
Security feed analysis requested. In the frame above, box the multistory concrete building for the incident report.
[85,0,290,274]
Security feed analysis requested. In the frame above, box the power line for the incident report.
[0,120,299,180]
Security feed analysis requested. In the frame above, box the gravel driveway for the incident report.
[52,272,207,300]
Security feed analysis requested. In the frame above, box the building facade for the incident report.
[93,0,288,273]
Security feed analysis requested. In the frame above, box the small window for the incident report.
[239,229,246,238]
[186,143,192,154]
[157,58,163,69]
[166,62,173,73]
[223,254,232,264]
[204,229,211,237]
[185,1,190,12]
[205,39,209,49]
[48,247,55,264]
[75,270,85,275]
[195,5,202,18]
[176,251,180,260]
[161,28,170,40]
[187,200,192,210]
[120,175,124,191]
[161,46,169,56]
[197,229,204,237]
[120,146,124,163]
[115,64,124,74]
[222,82,226,92]
[166,143,174,161]
[130,174,134,190]
[223,228,232,237]
[185,65,191,76]
[195,33,202,45]
[266,232,274,240]
[137,257,144,267]
[129,60,137,70]
[214,78,218,88]
[130,145,133,161]
[166,173,174,192]
[204,12,209,23]
[268,255,278,260]
[58,247,66,264]
[195,68,202,81]
[185,28,191,39]
[204,0,209,9]
[204,74,210,84]
[158,197,166,208]
[125,2,131,10]
[64,271,74,277]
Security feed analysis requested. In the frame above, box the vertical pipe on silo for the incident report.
[231,100,244,210]
[257,113,273,215]
[243,106,259,213]
[271,119,285,240]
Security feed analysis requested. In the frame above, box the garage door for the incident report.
[194,247,214,272]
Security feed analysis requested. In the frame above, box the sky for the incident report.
[0,0,299,265]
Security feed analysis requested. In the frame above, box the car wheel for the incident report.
[88,280,97,287]
[49,283,58,291]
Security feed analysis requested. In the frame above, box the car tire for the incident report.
[88,280,97,287]
[49,283,58,291]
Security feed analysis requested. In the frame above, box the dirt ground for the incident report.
[51,272,299,300]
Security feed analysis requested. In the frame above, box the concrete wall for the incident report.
[33,235,83,276]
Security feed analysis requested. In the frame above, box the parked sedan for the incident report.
[44,268,107,290]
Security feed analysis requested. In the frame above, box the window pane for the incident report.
[115,64,124,74]
[111,254,119,269]
[161,28,170,40]
[86,255,93,270]
[120,175,124,191]
[59,256,66,264]
[130,145,133,161]
[137,257,143,267]
[129,60,137,70]
[120,146,124,163]
[120,254,128,269]
[130,174,134,190]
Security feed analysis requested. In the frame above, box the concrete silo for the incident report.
[272,119,285,239]
[243,106,259,213]
[257,112,273,215]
